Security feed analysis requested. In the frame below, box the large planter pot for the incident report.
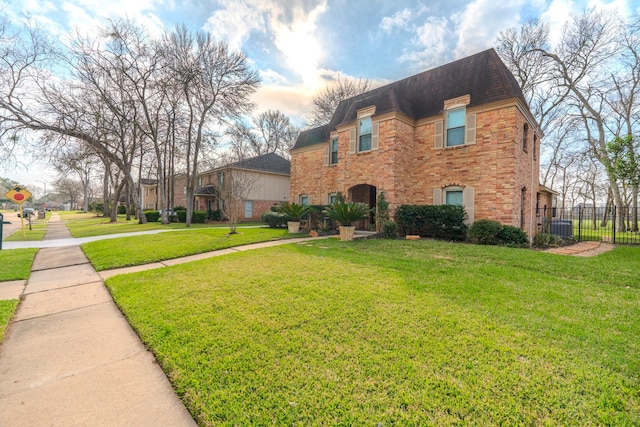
[339,225,356,241]
[287,221,301,233]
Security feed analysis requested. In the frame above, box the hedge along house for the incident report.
[290,48,544,238]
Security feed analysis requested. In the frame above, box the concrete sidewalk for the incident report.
[0,217,197,426]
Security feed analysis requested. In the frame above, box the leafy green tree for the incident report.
[607,135,639,231]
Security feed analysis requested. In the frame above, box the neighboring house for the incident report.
[195,152,290,220]
[291,48,548,238]
[140,178,159,210]
[141,153,290,221]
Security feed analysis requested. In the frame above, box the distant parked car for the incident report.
[18,208,35,218]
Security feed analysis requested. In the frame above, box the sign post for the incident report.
[0,212,11,250]
[5,186,32,237]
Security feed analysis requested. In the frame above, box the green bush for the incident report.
[381,221,398,238]
[117,205,135,216]
[498,225,528,246]
[394,205,467,240]
[533,232,565,248]
[90,202,104,214]
[143,210,160,222]
[175,210,207,223]
[207,209,223,221]
[468,219,503,245]
[192,210,207,223]
[262,211,288,228]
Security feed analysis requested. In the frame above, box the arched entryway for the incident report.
[348,184,377,230]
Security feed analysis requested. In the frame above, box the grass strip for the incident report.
[106,239,640,425]
[0,300,19,343]
[0,248,38,281]
[82,227,289,271]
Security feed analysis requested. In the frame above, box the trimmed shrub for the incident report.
[468,219,503,245]
[117,205,135,215]
[262,211,288,228]
[176,210,187,223]
[192,210,207,223]
[207,209,223,221]
[498,225,528,246]
[381,221,398,238]
[394,205,467,240]
[533,232,564,248]
[143,210,160,222]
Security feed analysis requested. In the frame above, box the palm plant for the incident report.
[278,202,312,221]
[323,201,370,226]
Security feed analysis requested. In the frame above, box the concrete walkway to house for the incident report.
[544,240,615,256]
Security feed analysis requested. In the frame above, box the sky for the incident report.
[1,0,638,192]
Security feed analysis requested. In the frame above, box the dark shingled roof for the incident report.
[225,152,291,175]
[293,48,525,150]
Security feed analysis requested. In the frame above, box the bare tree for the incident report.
[161,25,259,227]
[54,177,83,210]
[228,109,298,159]
[307,76,372,127]
[498,9,636,230]
[52,141,98,213]
[217,167,260,234]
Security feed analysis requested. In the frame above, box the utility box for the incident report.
[38,210,45,219]
[550,219,573,239]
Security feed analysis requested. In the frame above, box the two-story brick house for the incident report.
[290,48,544,237]
[140,152,290,221]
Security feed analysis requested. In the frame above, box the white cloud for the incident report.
[452,0,523,57]
[258,68,287,85]
[202,0,267,52]
[379,8,412,33]
[203,0,328,88]
[398,16,453,71]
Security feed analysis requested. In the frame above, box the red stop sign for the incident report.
[14,193,24,201]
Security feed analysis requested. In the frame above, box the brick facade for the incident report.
[291,100,541,238]
[290,49,544,239]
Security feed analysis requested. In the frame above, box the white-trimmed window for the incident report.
[349,107,380,154]
[244,200,253,218]
[329,193,338,205]
[330,137,339,164]
[300,195,310,205]
[359,117,372,151]
[434,95,476,149]
[446,109,466,147]
[197,176,203,187]
[433,186,475,223]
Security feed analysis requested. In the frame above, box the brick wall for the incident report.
[290,100,540,234]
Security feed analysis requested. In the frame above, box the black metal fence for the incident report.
[537,206,640,245]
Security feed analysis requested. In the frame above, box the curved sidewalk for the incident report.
[0,214,198,426]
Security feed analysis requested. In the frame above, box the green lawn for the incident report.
[105,239,640,426]
[61,212,226,238]
[0,300,19,342]
[82,227,290,271]
[0,248,38,281]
